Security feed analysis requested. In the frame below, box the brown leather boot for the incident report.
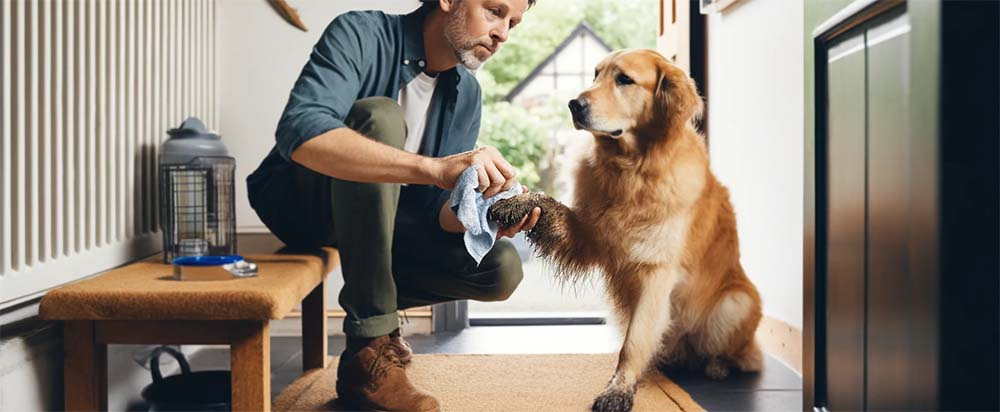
[336,335,439,412]
[387,330,413,366]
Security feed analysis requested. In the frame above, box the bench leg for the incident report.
[302,280,328,370]
[64,321,108,411]
[231,321,270,412]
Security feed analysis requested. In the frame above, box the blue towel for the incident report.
[449,165,523,265]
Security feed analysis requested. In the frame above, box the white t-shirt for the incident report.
[397,72,438,154]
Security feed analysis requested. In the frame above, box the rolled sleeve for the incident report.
[275,13,370,162]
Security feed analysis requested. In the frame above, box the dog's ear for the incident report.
[655,60,704,126]
[654,65,670,105]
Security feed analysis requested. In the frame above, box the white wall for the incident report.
[217,0,418,232]
[706,1,804,329]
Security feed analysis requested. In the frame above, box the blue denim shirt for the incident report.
[247,6,482,228]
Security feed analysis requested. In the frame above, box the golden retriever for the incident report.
[490,49,763,412]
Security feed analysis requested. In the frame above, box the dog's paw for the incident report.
[488,192,549,228]
[488,192,569,246]
[591,387,635,412]
[705,358,731,380]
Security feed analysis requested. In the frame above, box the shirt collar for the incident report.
[402,7,429,64]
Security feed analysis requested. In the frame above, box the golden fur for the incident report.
[490,49,762,412]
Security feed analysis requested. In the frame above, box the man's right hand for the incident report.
[430,146,519,198]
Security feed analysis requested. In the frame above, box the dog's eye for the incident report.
[615,73,634,86]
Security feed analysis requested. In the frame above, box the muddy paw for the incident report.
[488,192,568,245]
[488,193,547,228]
[591,386,635,412]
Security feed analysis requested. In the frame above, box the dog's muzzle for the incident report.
[568,98,623,137]
[569,98,590,128]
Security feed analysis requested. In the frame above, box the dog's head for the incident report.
[568,49,702,150]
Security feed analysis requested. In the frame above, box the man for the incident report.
[247,0,538,410]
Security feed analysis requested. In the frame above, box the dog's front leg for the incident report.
[593,267,679,412]
[489,192,598,277]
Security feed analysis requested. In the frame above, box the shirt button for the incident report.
[418,60,426,68]
[403,59,410,65]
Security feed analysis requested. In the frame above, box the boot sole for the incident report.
[336,385,438,412]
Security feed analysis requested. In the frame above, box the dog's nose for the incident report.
[568,98,589,115]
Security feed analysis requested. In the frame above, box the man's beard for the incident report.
[444,4,494,70]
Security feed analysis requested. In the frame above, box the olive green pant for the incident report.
[252,97,524,338]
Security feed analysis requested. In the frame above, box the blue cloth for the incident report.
[449,166,523,265]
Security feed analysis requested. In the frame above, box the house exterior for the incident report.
[506,22,613,108]
[503,22,613,203]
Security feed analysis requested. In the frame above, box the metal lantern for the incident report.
[159,117,236,263]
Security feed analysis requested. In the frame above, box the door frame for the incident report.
[807,0,1000,410]
[807,0,907,409]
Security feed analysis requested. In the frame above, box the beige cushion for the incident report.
[39,248,338,321]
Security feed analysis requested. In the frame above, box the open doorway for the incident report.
[467,0,660,324]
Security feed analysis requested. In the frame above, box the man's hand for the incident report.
[496,187,540,239]
[430,146,519,198]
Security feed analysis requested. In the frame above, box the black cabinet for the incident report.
[806,1,998,411]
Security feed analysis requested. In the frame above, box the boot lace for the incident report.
[365,343,404,390]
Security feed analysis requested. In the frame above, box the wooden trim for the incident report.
[659,0,664,36]
[63,321,108,411]
[814,0,905,41]
[231,320,270,412]
[756,316,803,374]
[699,0,739,14]
[301,281,328,370]
[94,319,260,344]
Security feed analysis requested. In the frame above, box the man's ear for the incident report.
[439,0,457,13]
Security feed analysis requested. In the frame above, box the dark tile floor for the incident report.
[188,325,801,411]
[664,354,802,412]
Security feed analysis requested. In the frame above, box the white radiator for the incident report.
[1,0,218,307]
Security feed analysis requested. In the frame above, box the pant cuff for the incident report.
[342,311,399,338]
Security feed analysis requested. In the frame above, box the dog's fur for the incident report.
[489,49,762,412]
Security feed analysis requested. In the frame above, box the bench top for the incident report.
[39,248,339,321]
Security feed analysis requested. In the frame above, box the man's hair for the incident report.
[420,0,537,9]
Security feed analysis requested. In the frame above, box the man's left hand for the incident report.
[496,187,541,239]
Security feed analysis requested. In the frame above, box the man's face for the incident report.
[443,0,528,70]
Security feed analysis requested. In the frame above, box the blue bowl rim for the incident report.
[171,255,244,266]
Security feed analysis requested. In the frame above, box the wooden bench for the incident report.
[38,248,339,412]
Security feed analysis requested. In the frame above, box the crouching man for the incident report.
[247,0,539,411]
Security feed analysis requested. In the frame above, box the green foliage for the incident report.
[579,0,659,53]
